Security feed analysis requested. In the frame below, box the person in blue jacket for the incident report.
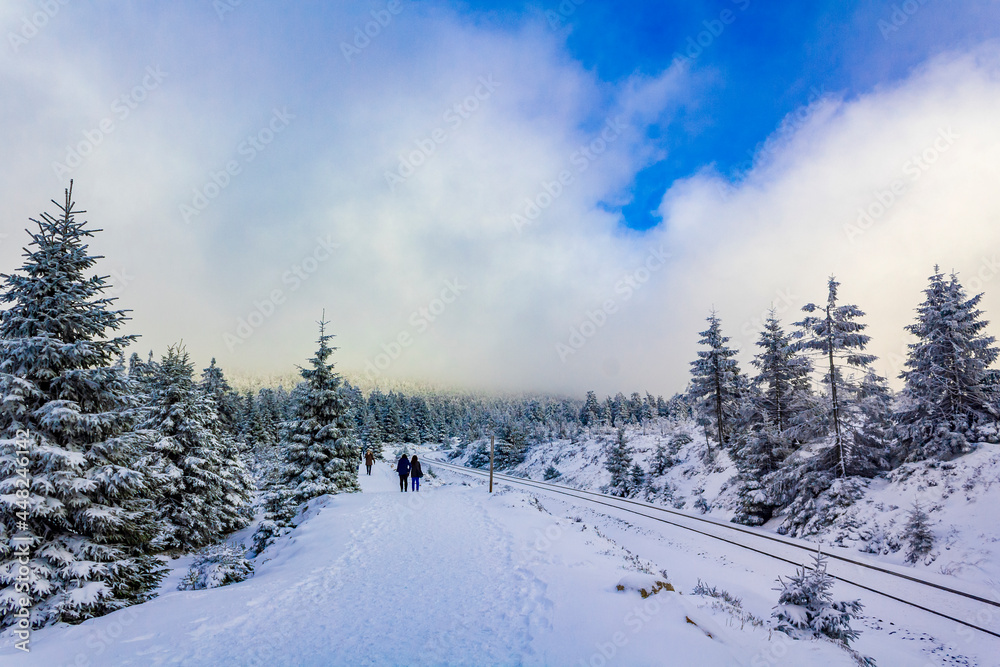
[396,453,411,492]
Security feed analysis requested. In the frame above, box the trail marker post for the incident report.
[489,435,494,493]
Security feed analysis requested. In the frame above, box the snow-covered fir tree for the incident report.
[141,344,252,550]
[750,311,812,435]
[773,548,864,646]
[0,184,164,629]
[650,441,673,476]
[688,311,742,458]
[273,316,360,507]
[579,390,605,426]
[793,277,886,478]
[895,267,999,461]
[604,427,634,497]
[199,358,242,435]
[903,501,934,564]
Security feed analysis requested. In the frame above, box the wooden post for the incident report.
[489,435,495,493]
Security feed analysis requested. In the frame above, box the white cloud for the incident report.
[1,6,999,397]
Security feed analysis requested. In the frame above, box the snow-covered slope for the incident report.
[452,419,1000,593]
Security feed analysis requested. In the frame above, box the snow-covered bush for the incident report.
[773,549,863,646]
[543,465,560,480]
[179,544,253,590]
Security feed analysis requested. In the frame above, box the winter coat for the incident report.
[396,457,411,476]
[365,451,374,465]
[410,459,423,478]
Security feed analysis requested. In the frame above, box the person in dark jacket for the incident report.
[364,450,375,475]
[410,455,423,492]
[396,454,411,492]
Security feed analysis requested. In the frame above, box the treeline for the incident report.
[599,272,999,537]
[0,187,362,631]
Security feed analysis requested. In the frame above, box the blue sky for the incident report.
[2,1,1000,395]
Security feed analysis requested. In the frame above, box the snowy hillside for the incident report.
[449,419,1000,593]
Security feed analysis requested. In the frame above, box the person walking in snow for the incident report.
[364,449,374,475]
[410,454,423,492]
[396,453,411,492]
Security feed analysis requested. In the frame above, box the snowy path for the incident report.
[2,463,553,666]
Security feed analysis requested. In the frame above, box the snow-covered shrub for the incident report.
[179,544,253,591]
[543,465,560,480]
[773,549,863,646]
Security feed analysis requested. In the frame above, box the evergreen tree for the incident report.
[199,358,241,434]
[688,312,742,457]
[276,316,360,505]
[650,442,673,476]
[580,390,602,426]
[773,549,863,646]
[628,462,645,496]
[141,345,251,549]
[750,311,812,435]
[794,277,884,478]
[0,184,164,629]
[604,427,633,497]
[896,267,999,461]
[903,501,934,564]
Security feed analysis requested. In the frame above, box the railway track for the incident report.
[429,458,1000,640]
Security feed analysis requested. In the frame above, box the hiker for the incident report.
[396,453,411,492]
[410,454,423,492]
[364,449,374,475]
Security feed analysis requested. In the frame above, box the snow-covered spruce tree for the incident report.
[141,345,251,550]
[580,390,602,427]
[688,311,742,459]
[903,501,934,564]
[773,548,864,646]
[0,184,164,629]
[262,317,359,531]
[793,277,887,478]
[197,359,254,532]
[604,427,634,497]
[895,267,999,462]
[650,441,673,476]
[199,358,242,436]
[751,311,813,436]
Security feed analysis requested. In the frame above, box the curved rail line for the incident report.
[430,458,1000,640]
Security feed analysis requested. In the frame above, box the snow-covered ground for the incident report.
[0,456,884,666]
[468,420,1000,593]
